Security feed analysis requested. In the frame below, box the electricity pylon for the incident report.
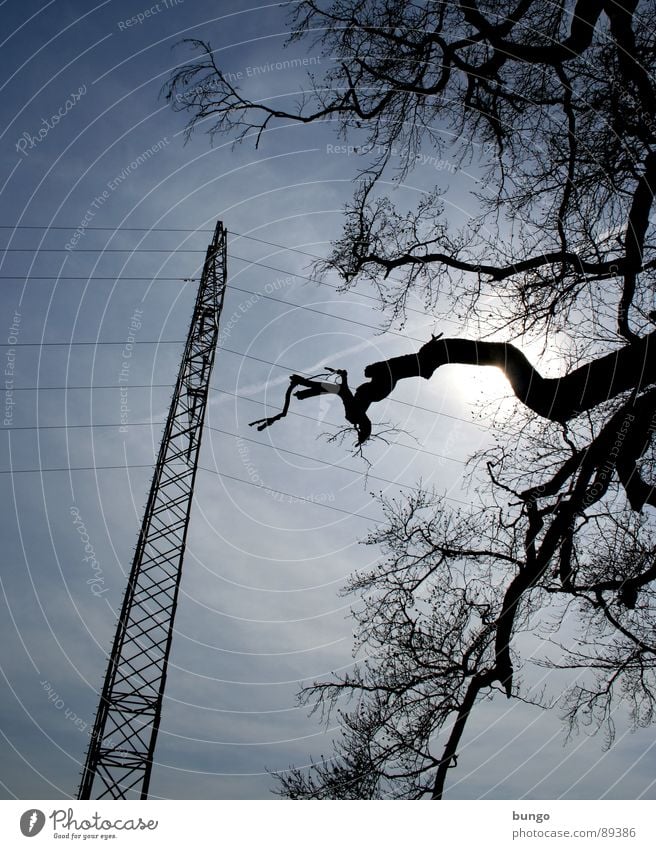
[78,221,227,799]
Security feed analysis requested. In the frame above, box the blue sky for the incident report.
[0,0,654,800]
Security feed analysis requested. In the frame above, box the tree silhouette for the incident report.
[167,0,656,798]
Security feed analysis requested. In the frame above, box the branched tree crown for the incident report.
[167,0,656,798]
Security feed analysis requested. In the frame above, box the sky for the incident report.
[0,0,654,801]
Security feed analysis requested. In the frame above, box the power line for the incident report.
[8,383,175,391]
[0,229,502,311]
[205,469,381,521]
[0,277,193,280]
[5,421,164,431]
[0,246,497,331]
[0,275,445,340]
[0,457,472,519]
[0,225,326,263]
[2,247,313,258]
[216,346,491,430]
[0,227,326,266]
[0,250,396,310]
[208,411,466,467]
[229,230,334,264]
[3,383,471,464]
[0,225,216,233]
[0,271,437,346]
[212,387,475,460]
[0,225,334,266]
[0,227,433,291]
[226,253,483,310]
[1,248,209,253]
[5,340,184,347]
[226,282,431,343]
[0,462,154,474]
[0,342,489,429]
[1,419,465,494]
[208,426,464,495]
[0,461,382,522]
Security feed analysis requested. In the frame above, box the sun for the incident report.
[446,362,514,406]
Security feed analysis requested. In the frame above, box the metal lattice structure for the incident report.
[78,221,227,799]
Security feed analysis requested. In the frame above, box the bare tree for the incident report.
[167,0,656,797]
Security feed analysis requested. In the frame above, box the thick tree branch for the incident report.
[619,150,656,341]
[354,332,656,425]
[255,333,656,446]
[250,369,372,443]
[431,672,496,800]
[358,246,628,282]
[494,391,656,696]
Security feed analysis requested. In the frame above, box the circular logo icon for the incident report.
[20,809,45,837]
